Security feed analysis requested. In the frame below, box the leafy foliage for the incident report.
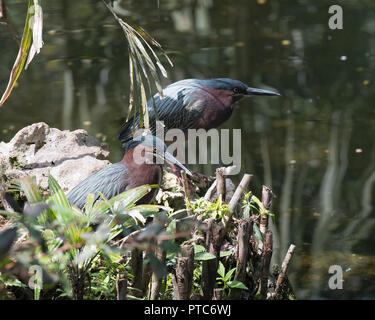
[0,175,164,299]
[242,191,275,222]
[188,195,231,221]
[242,191,276,243]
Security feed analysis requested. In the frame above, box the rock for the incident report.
[0,122,111,193]
[156,170,186,208]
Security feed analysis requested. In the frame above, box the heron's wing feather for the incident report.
[67,162,128,209]
[117,81,204,144]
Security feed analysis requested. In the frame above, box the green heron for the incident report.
[67,135,192,209]
[118,78,280,145]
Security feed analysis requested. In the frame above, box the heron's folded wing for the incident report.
[67,162,128,209]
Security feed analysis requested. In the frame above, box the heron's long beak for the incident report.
[246,87,281,96]
[161,151,193,177]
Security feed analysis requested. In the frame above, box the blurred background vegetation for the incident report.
[1,0,375,299]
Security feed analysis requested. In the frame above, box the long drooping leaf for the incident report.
[25,0,43,69]
[0,0,43,107]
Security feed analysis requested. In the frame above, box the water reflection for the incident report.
[0,0,375,299]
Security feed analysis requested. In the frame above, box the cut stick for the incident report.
[259,185,274,253]
[116,272,127,300]
[204,166,237,201]
[181,170,192,215]
[228,219,251,299]
[274,244,296,297]
[260,229,273,298]
[224,174,252,228]
[150,244,166,300]
[172,245,194,300]
[216,167,226,201]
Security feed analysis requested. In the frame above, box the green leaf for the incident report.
[130,204,162,218]
[92,185,156,215]
[220,251,232,258]
[48,175,70,208]
[228,280,248,290]
[194,251,216,261]
[193,244,206,254]
[84,193,95,214]
[253,223,264,243]
[270,213,276,224]
[50,204,88,225]
[166,219,176,234]
[224,267,236,282]
[217,261,225,278]
[242,206,250,219]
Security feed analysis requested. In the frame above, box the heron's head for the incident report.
[200,78,280,102]
[125,134,192,176]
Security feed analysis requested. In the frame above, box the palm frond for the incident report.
[103,1,173,132]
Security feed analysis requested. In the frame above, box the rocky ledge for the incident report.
[0,122,110,193]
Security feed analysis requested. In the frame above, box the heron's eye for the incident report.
[153,147,157,153]
[233,87,239,93]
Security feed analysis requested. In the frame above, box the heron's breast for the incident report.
[193,87,234,130]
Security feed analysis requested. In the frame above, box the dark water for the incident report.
[1,0,375,299]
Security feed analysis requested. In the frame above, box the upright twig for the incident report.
[259,230,273,298]
[228,174,252,213]
[172,245,194,300]
[260,185,274,236]
[200,219,225,300]
[181,170,192,215]
[215,168,226,201]
[204,166,237,201]
[116,272,127,300]
[274,244,296,297]
[228,219,251,299]
[258,185,274,254]
[130,248,144,297]
[141,252,152,296]
[213,288,223,300]
[150,243,166,300]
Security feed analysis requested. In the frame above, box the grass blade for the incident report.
[19,176,42,204]
[48,175,70,208]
